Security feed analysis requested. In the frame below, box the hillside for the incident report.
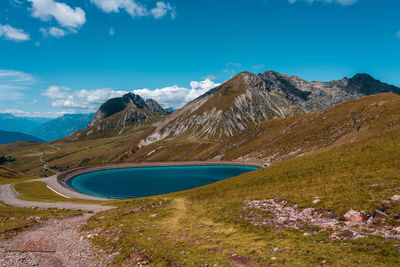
[83,109,400,266]
[0,93,399,178]
[1,93,400,265]
[28,113,94,141]
[132,93,400,162]
[0,129,44,145]
[144,71,400,143]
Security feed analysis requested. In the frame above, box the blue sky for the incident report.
[0,0,399,117]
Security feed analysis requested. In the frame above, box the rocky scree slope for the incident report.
[144,71,400,143]
[72,93,169,139]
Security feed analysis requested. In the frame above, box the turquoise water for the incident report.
[67,165,258,199]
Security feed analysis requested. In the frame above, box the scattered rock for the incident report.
[108,251,120,259]
[344,210,363,223]
[391,195,400,201]
[366,217,374,227]
[150,214,157,218]
[375,209,388,217]
[313,199,321,204]
[242,199,400,241]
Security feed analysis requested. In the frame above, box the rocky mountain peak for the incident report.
[346,73,400,95]
[143,70,400,144]
[88,92,168,128]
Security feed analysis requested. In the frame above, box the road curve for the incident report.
[0,184,113,212]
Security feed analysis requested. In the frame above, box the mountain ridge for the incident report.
[143,70,400,144]
[0,129,44,145]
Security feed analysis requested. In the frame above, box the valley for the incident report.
[0,70,400,266]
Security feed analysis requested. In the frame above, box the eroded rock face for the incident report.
[144,70,400,144]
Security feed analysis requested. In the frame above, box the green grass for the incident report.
[13,181,116,205]
[2,93,400,265]
[82,128,400,266]
[0,166,33,185]
[0,201,82,240]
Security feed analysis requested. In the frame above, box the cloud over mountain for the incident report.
[41,79,221,113]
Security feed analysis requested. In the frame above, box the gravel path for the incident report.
[0,184,112,212]
[0,214,107,266]
[0,183,114,266]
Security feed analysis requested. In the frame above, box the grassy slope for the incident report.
[79,94,400,266]
[0,125,155,177]
[0,166,32,184]
[13,181,114,204]
[83,127,400,266]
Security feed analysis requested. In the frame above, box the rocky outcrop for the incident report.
[144,70,400,144]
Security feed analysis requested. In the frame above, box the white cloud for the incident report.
[0,24,30,42]
[42,86,129,112]
[41,79,221,112]
[288,0,358,5]
[227,62,242,67]
[109,27,115,36]
[40,27,66,38]
[151,1,176,19]
[202,75,217,80]
[0,108,70,118]
[0,69,37,100]
[91,0,176,19]
[90,0,147,17]
[28,0,86,29]
[397,30,400,39]
[132,79,221,108]
[253,64,266,70]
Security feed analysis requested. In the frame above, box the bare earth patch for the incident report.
[0,214,108,266]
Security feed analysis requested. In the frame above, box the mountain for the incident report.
[89,93,169,127]
[70,93,169,139]
[28,113,94,142]
[0,129,44,144]
[0,113,51,134]
[144,71,400,143]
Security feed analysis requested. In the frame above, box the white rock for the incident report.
[391,195,400,201]
[313,199,321,204]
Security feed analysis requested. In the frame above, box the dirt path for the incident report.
[163,198,187,228]
[0,214,107,266]
[0,183,114,266]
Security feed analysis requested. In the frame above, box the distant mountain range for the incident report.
[0,130,44,145]
[0,113,94,143]
[0,113,51,133]
[28,114,94,142]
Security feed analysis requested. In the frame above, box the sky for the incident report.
[0,0,399,117]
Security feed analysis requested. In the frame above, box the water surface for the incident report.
[67,165,258,199]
